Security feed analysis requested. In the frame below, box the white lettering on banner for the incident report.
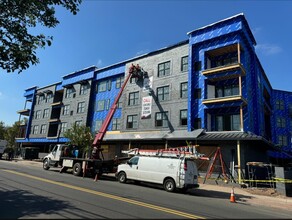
[141,96,152,119]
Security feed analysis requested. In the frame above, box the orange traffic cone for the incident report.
[230,187,236,203]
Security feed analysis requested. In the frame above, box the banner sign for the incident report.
[141,96,152,119]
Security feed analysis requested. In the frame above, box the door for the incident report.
[184,159,198,185]
[125,156,140,180]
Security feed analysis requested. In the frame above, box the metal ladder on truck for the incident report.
[122,146,210,160]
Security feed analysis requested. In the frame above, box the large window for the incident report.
[95,120,103,132]
[43,109,49,118]
[60,122,67,133]
[77,102,85,113]
[112,118,121,130]
[38,95,45,104]
[116,76,124,88]
[65,87,75,98]
[128,92,139,106]
[277,117,286,128]
[157,86,169,101]
[214,55,237,68]
[63,105,70,115]
[80,83,90,95]
[158,61,170,77]
[40,124,47,134]
[32,125,38,134]
[46,93,53,103]
[181,56,188,72]
[75,120,83,127]
[275,100,284,110]
[215,114,240,131]
[180,82,188,99]
[278,135,287,146]
[180,110,187,126]
[215,85,239,98]
[155,112,168,127]
[97,80,111,93]
[35,110,41,119]
[97,100,105,111]
[127,115,138,129]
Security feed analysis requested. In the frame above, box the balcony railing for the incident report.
[202,63,246,78]
[202,95,247,105]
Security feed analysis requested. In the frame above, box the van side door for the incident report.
[126,156,140,180]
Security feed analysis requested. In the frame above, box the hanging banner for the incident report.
[143,76,153,92]
[141,96,152,119]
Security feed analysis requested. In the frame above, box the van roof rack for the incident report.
[122,146,209,160]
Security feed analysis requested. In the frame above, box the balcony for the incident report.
[202,95,247,106]
[17,109,30,116]
[202,63,246,80]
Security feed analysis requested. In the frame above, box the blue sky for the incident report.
[1,0,292,126]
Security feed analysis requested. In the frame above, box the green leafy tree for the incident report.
[63,124,93,158]
[4,121,20,148]
[0,121,6,140]
[0,0,82,73]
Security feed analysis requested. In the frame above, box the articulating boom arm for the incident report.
[92,64,146,149]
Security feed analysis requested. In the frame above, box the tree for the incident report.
[0,121,5,140]
[63,124,93,158]
[4,121,20,148]
[0,0,82,73]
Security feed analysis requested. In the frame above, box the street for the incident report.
[0,160,292,219]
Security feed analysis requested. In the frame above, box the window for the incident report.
[60,122,67,133]
[43,109,49,118]
[181,56,188,72]
[275,100,284,110]
[128,92,139,106]
[77,102,85,113]
[97,80,111,92]
[278,135,287,146]
[95,120,103,132]
[35,110,41,119]
[194,88,201,99]
[128,156,139,165]
[155,112,168,127]
[116,76,124,88]
[215,114,240,131]
[180,82,188,99]
[157,86,169,101]
[106,99,110,110]
[127,115,138,129]
[97,100,105,111]
[277,117,286,128]
[214,55,237,68]
[194,61,202,71]
[40,124,47,134]
[97,81,107,93]
[215,85,239,98]
[63,105,70,115]
[75,120,83,126]
[80,83,89,95]
[32,125,39,134]
[38,95,45,104]
[46,93,53,103]
[180,110,187,126]
[112,118,121,131]
[117,99,122,109]
[158,61,170,77]
[65,87,75,98]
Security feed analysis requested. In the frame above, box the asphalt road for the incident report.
[1,160,292,219]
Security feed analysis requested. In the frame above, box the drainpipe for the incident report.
[237,140,242,184]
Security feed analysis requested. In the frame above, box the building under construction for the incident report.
[16,13,292,181]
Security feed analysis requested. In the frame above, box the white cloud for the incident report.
[255,44,282,55]
[96,59,103,68]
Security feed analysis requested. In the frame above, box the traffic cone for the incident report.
[230,187,236,203]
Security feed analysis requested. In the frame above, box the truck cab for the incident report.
[43,144,67,170]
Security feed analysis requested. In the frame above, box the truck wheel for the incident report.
[118,172,127,183]
[72,162,82,176]
[43,159,50,170]
[164,178,176,192]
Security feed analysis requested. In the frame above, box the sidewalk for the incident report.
[6,158,292,210]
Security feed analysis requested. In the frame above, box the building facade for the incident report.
[16,13,292,176]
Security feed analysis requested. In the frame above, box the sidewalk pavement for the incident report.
[5,158,292,211]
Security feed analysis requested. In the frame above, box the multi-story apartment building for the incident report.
[16,13,292,175]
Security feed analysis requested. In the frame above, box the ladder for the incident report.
[122,146,209,160]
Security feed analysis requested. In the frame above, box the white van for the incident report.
[116,155,199,192]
